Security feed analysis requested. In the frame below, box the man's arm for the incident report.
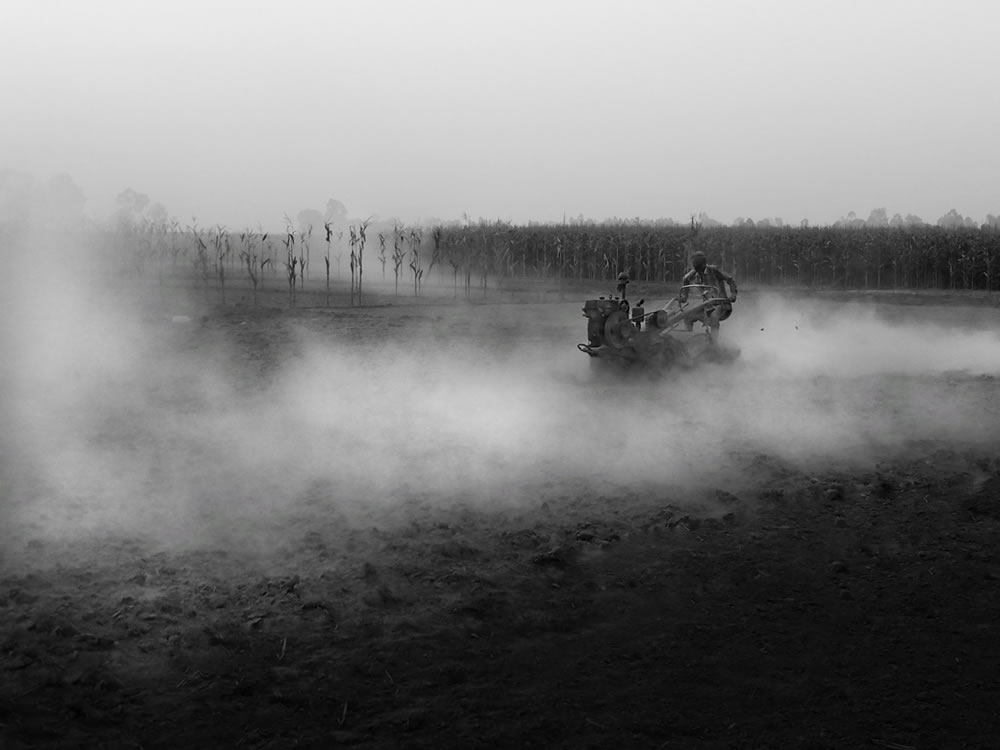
[678,269,695,302]
[714,267,738,301]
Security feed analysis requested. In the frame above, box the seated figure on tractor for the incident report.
[678,251,738,333]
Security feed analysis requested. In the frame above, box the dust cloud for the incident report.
[3,230,1000,562]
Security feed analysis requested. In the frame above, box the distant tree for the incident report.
[696,211,722,228]
[325,198,348,226]
[866,207,889,227]
[28,172,86,228]
[653,217,680,227]
[146,201,168,227]
[835,211,865,229]
[115,187,150,226]
[1,170,89,227]
[937,208,976,228]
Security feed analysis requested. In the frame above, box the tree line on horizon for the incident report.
[5,171,1000,234]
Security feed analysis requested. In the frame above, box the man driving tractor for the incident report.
[577,250,741,370]
[678,250,738,331]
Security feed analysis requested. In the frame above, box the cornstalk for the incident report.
[392,223,405,295]
[409,228,423,296]
[212,225,228,303]
[190,221,210,293]
[450,256,460,298]
[283,229,297,307]
[239,229,257,305]
[298,226,310,290]
[349,226,358,305]
[357,220,368,305]
[240,249,263,306]
[324,222,332,307]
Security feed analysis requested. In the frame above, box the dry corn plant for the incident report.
[324,221,333,306]
[408,227,424,296]
[378,232,387,280]
[334,230,345,278]
[265,232,278,287]
[167,219,184,275]
[478,244,489,298]
[392,223,406,296]
[430,227,443,285]
[283,217,297,307]
[190,221,211,295]
[357,220,369,304]
[348,225,358,305]
[445,226,472,299]
[554,236,571,301]
[448,249,461,299]
[212,225,229,303]
[297,225,311,290]
[492,231,511,297]
[239,229,269,306]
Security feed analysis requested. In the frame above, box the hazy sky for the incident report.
[3,0,998,228]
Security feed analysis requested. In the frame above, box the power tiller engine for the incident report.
[583,272,645,350]
[583,297,645,349]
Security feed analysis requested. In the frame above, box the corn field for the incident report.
[432,220,1000,292]
[87,218,1000,301]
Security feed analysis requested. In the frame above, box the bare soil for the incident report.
[2,284,1000,749]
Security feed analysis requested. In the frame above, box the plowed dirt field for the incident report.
[2,285,1000,749]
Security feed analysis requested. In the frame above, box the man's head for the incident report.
[691,251,707,272]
